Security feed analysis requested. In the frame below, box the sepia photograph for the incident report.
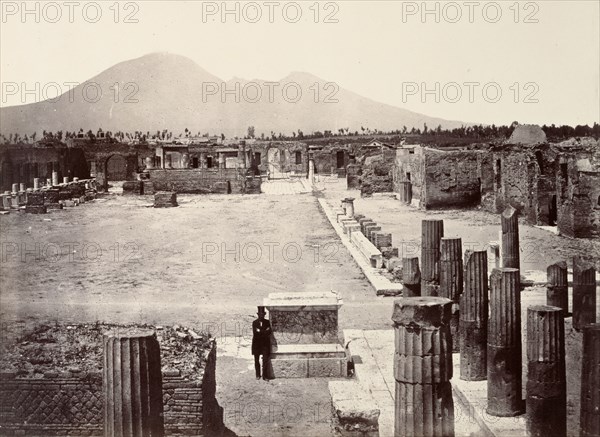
[0,1,599,436]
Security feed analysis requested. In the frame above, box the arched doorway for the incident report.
[106,155,128,181]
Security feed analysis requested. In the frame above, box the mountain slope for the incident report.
[0,52,468,137]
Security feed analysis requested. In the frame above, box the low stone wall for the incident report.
[0,343,220,437]
[148,169,261,194]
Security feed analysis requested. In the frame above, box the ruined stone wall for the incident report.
[360,153,394,196]
[421,149,481,209]
[0,343,220,436]
[478,152,495,211]
[492,151,530,213]
[393,147,424,202]
[148,169,261,194]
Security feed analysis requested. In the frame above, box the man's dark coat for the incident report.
[252,318,271,355]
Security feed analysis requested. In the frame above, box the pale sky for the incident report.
[1,0,598,126]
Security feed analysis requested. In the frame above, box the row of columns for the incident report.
[391,207,598,436]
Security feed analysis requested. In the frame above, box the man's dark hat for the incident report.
[257,305,266,314]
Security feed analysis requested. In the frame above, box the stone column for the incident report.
[63,177,69,184]
[33,178,40,190]
[402,256,421,297]
[398,181,412,205]
[526,305,566,437]
[340,198,348,215]
[460,250,488,381]
[392,297,454,437]
[11,183,18,194]
[487,267,524,416]
[546,261,568,315]
[501,206,520,270]
[440,237,463,352]
[52,171,59,186]
[345,197,355,218]
[421,219,444,296]
[103,329,164,437]
[19,183,26,192]
[581,323,600,437]
[573,257,596,331]
[308,158,315,183]
[73,177,79,182]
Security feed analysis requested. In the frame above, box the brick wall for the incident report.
[0,343,221,436]
[149,169,261,194]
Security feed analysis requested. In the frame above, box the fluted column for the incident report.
[392,297,454,437]
[103,329,164,437]
[573,257,597,331]
[421,219,444,296]
[440,238,463,352]
[487,268,524,416]
[460,250,488,381]
[547,262,568,315]
[402,256,421,297]
[581,324,600,437]
[501,206,520,270]
[526,305,566,437]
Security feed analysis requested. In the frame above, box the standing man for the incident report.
[252,306,272,380]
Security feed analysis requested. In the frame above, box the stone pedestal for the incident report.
[153,191,177,208]
[526,305,566,437]
[392,297,454,437]
[103,329,164,437]
[264,292,345,378]
[581,324,600,437]
[501,206,520,270]
[402,257,421,297]
[421,219,444,296]
[573,257,596,331]
[345,197,355,218]
[460,250,488,381]
[487,268,524,416]
[546,261,568,315]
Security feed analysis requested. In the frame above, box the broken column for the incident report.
[11,183,18,194]
[398,181,412,205]
[573,257,597,331]
[487,267,524,416]
[581,323,600,437]
[33,178,40,190]
[501,206,520,270]
[19,183,26,192]
[421,219,444,296]
[440,237,463,351]
[52,171,59,186]
[308,159,315,183]
[460,250,488,381]
[63,177,69,184]
[526,305,566,437]
[103,329,164,437]
[402,256,421,297]
[392,297,454,437]
[546,261,569,315]
[345,197,355,218]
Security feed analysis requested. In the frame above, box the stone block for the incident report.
[45,203,63,210]
[384,257,402,272]
[308,357,346,377]
[25,205,47,214]
[123,181,144,195]
[43,189,60,204]
[270,358,308,378]
[373,233,393,250]
[143,181,155,195]
[27,192,45,206]
[154,191,178,208]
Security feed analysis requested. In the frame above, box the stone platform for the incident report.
[264,291,346,378]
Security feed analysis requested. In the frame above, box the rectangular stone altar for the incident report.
[264,291,346,378]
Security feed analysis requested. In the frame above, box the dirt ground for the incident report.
[1,180,598,436]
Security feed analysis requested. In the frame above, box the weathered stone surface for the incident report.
[487,268,524,417]
[526,305,566,437]
[546,261,568,315]
[581,324,600,437]
[392,297,454,437]
[421,219,444,296]
[572,257,596,331]
[397,181,412,205]
[123,181,143,195]
[501,206,520,270]
[25,205,47,214]
[329,380,379,435]
[402,257,421,297]
[460,250,488,381]
[103,329,164,437]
